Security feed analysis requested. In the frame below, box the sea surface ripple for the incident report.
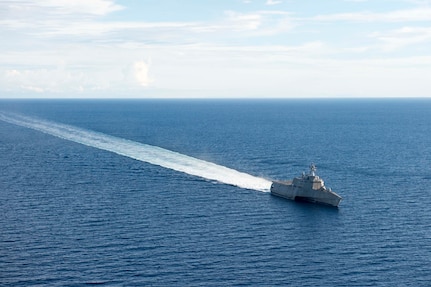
[1,99,431,286]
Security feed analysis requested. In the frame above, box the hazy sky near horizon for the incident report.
[1,0,431,98]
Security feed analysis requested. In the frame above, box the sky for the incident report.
[1,0,431,98]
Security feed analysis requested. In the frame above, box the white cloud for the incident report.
[0,0,126,44]
[371,26,431,50]
[266,0,282,5]
[5,70,21,77]
[0,0,295,46]
[114,44,431,98]
[32,21,198,38]
[45,0,124,15]
[221,10,293,37]
[134,61,153,87]
[1,0,431,98]
[313,8,431,22]
[0,6,293,45]
[224,11,263,30]
[21,85,45,93]
[2,42,431,98]
[3,0,124,18]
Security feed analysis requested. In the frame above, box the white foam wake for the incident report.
[0,112,272,192]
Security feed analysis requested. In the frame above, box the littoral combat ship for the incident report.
[271,164,342,207]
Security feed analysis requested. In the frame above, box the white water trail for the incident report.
[0,113,272,192]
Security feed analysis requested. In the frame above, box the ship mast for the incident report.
[310,163,317,176]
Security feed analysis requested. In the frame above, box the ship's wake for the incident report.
[0,113,272,192]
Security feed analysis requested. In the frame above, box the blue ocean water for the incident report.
[1,99,430,286]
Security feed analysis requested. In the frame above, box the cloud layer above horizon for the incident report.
[1,0,431,98]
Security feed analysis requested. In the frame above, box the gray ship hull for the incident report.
[271,181,342,207]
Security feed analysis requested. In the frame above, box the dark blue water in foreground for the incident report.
[1,99,430,286]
